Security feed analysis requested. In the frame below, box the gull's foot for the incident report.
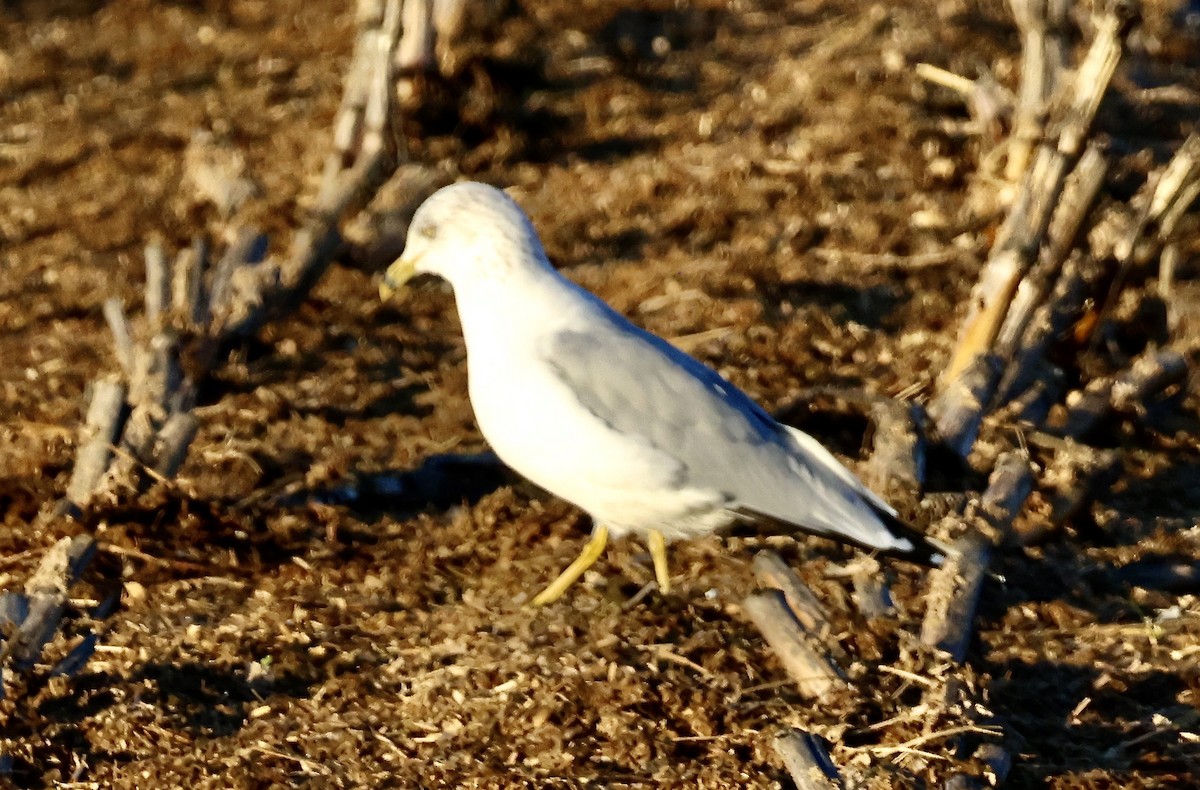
[530,524,609,606]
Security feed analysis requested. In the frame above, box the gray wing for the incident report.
[543,313,907,552]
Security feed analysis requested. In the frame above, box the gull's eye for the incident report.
[419,223,438,240]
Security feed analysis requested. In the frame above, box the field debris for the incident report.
[1,0,1197,786]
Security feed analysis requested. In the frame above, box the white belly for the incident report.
[466,343,727,540]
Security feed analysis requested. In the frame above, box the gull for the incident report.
[380,182,943,605]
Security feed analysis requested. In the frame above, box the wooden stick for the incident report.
[1005,0,1069,180]
[914,63,978,98]
[1110,349,1188,416]
[995,143,1108,358]
[928,353,1002,458]
[937,9,1125,408]
[956,145,1052,346]
[1140,133,1200,247]
[915,11,1138,787]
[61,380,128,513]
[341,163,451,269]
[1048,11,1124,159]
[752,551,833,636]
[102,298,136,378]
[217,0,402,342]
[944,144,1107,439]
[931,147,1081,453]
[126,329,171,411]
[864,399,926,506]
[828,396,918,620]
[774,729,843,789]
[999,365,1063,427]
[0,536,96,669]
[972,451,1037,542]
[914,64,1013,136]
[152,413,200,478]
[53,0,408,523]
[919,532,991,663]
[1054,377,1113,438]
[432,0,467,42]
[1084,134,1200,347]
[921,452,1034,661]
[107,407,156,491]
[742,591,843,701]
[144,241,171,324]
[999,251,1103,403]
[331,0,393,183]
[330,0,402,199]
[19,0,412,697]
[396,0,435,73]
[1053,348,1188,436]
[851,560,895,619]
[210,227,266,316]
[1088,138,1200,266]
[171,238,209,329]
[941,247,1025,387]
[1159,242,1180,331]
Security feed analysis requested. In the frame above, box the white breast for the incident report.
[453,275,727,539]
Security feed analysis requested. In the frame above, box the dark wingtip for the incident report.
[731,505,946,568]
[873,508,947,568]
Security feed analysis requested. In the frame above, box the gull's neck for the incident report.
[449,249,587,349]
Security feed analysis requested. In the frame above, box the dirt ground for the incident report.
[2,0,1199,787]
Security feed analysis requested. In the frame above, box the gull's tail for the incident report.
[771,424,946,566]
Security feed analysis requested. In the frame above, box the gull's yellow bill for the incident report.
[379,254,419,301]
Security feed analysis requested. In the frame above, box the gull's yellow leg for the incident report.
[648,530,671,595]
[531,524,609,606]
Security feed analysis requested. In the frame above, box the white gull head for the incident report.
[382,182,549,295]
